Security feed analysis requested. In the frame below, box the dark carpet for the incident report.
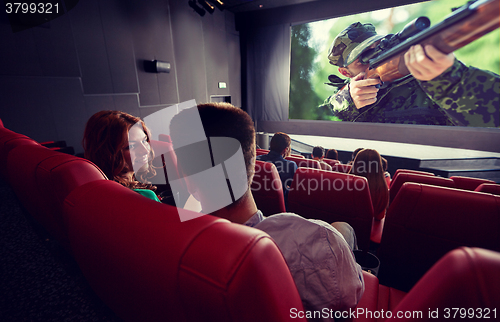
[0,178,122,322]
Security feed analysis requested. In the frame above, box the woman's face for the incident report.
[123,124,151,173]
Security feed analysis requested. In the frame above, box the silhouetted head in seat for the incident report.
[269,132,292,158]
[83,110,157,192]
[325,148,338,161]
[348,147,364,165]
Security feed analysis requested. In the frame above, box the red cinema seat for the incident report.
[149,139,175,186]
[352,270,407,322]
[7,143,63,191]
[323,158,340,168]
[290,153,305,158]
[385,175,391,187]
[393,168,435,178]
[370,217,385,245]
[64,180,305,322]
[0,126,39,152]
[40,140,67,148]
[256,148,270,156]
[353,247,500,322]
[475,183,500,195]
[332,163,352,173]
[7,144,106,249]
[389,172,455,203]
[154,137,190,206]
[156,136,180,180]
[49,146,75,155]
[286,155,320,169]
[288,168,374,252]
[0,124,16,139]
[377,182,500,292]
[386,247,500,321]
[450,175,496,191]
[252,160,286,216]
[0,127,40,179]
[158,133,171,143]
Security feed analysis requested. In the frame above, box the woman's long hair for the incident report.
[349,149,389,220]
[82,110,156,190]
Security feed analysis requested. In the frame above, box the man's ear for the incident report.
[338,67,352,78]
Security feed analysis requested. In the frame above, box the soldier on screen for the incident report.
[319,22,499,127]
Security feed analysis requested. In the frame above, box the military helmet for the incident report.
[328,22,384,67]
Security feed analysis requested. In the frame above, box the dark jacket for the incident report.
[257,151,298,202]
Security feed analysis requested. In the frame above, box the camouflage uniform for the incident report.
[320,22,500,127]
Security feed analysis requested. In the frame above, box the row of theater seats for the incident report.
[2,122,500,321]
[254,154,499,243]
[256,148,352,173]
[0,123,307,322]
[40,140,76,155]
[252,156,500,292]
[237,151,500,320]
[252,160,287,217]
[389,169,498,203]
[354,246,500,322]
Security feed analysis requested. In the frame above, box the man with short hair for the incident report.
[312,146,332,171]
[319,22,499,126]
[169,102,364,315]
[257,132,298,202]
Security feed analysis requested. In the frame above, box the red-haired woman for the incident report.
[83,110,160,202]
[349,149,389,220]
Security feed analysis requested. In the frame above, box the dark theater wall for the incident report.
[0,0,240,154]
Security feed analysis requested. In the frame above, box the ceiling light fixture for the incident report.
[209,0,224,11]
[198,0,215,14]
[188,0,205,16]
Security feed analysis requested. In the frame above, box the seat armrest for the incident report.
[352,271,379,322]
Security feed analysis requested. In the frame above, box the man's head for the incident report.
[169,102,258,223]
[312,146,325,159]
[170,102,256,187]
[352,147,364,161]
[325,148,338,160]
[269,132,292,156]
[328,22,383,77]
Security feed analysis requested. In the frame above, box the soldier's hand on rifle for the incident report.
[404,44,455,81]
[349,72,381,109]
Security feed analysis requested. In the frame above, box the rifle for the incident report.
[360,0,500,84]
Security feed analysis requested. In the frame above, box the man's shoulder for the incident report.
[256,213,343,242]
[256,213,364,311]
[257,151,279,160]
[256,154,267,160]
[258,153,296,167]
[255,212,311,226]
[320,161,332,171]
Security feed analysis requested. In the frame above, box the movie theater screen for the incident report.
[289,0,499,128]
